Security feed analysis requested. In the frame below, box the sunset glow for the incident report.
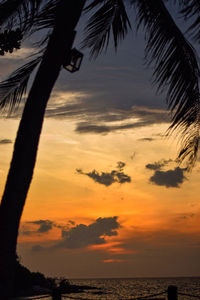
[1,15,200,280]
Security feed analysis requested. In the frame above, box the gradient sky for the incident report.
[1,7,200,279]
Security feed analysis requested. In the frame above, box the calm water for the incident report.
[62,277,200,299]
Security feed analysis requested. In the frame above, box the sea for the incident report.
[61,277,200,299]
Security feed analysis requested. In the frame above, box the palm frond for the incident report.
[28,0,58,33]
[0,55,42,112]
[164,0,188,6]
[0,0,44,31]
[176,108,200,170]
[25,0,86,35]
[180,1,200,43]
[132,0,200,168]
[82,0,131,58]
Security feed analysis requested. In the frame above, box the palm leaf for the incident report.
[132,0,200,168]
[0,0,44,31]
[164,0,188,5]
[177,122,200,170]
[82,0,131,58]
[180,1,200,43]
[28,0,58,33]
[0,55,42,112]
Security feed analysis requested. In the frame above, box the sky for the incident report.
[1,3,200,279]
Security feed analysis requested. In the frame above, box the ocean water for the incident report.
[62,277,200,299]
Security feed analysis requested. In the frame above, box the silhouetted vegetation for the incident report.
[14,256,55,296]
[14,256,100,297]
[0,28,22,55]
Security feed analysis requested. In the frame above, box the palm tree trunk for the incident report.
[0,1,86,299]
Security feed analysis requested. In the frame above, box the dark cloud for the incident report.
[68,220,75,226]
[77,169,116,186]
[22,219,78,238]
[75,123,110,134]
[28,226,200,277]
[76,162,131,186]
[146,159,187,188]
[138,138,154,142]
[146,159,172,171]
[30,217,120,251]
[22,220,54,235]
[114,228,200,265]
[0,139,12,144]
[32,220,54,233]
[146,162,164,171]
[74,106,169,134]
[54,217,120,249]
[149,167,187,188]
[76,122,144,135]
[6,87,169,134]
[55,220,76,230]
[117,161,126,170]
[2,28,169,140]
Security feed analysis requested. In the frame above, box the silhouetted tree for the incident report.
[0,0,200,299]
[0,28,22,55]
[14,257,32,296]
[0,1,88,298]
[13,255,56,296]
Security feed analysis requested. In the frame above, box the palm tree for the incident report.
[0,1,88,298]
[0,0,200,298]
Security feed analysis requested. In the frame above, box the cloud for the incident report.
[27,224,200,278]
[76,162,131,186]
[149,167,187,188]
[117,161,126,170]
[32,220,54,233]
[146,159,172,171]
[68,220,75,226]
[54,217,120,249]
[138,138,154,142]
[76,122,143,135]
[75,106,169,135]
[146,159,187,188]
[146,162,164,171]
[0,46,36,60]
[114,228,200,262]
[5,85,169,134]
[21,219,78,236]
[2,31,170,140]
[0,139,12,144]
[22,220,54,235]
[75,124,110,134]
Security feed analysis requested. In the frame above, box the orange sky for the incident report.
[0,26,200,278]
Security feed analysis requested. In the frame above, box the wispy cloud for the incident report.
[74,106,169,135]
